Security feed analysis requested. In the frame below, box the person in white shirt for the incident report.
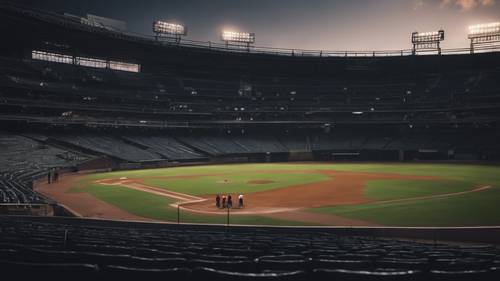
[238,194,244,208]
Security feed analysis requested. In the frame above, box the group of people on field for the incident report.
[216,194,244,209]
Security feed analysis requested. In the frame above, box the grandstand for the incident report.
[1,216,500,279]
[0,1,500,279]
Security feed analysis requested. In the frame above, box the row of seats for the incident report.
[0,217,499,279]
[0,132,88,204]
[46,131,500,161]
[2,55,500,125]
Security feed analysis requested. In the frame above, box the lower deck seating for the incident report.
[0,217,499,280]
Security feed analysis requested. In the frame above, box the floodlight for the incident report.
[221,31,255,44]
[468,22,500,38]
[467,22,500,53]
[412,30,445,43]
[411,30,445,55]
[153,21,186,35]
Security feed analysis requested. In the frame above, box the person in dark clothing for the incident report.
[216,194,221,208]
[227,194,233,209]
[238,194,244,208]
[222,195,227,209]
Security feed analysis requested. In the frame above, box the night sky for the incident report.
[13,0,500,51]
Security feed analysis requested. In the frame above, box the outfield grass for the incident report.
[72,163,500,226]
[364,179,475,201]
[312,186,500,226]
[143,172,329,195]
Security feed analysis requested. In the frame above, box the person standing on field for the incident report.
[227,194,233,209]
[222,195,227,209]
[216,194,221,208]
[238,194,244,208]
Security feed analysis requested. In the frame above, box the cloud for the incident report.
[413,0,426,10]
[440,0,496,10]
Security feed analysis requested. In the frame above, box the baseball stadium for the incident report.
[1,0,500,279]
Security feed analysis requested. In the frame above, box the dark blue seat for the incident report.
[312,258,373,270]
[0,260,98,277]
[312,268,423,281]
[191,267,307,281]
[103,265,190,280]
[430,268,500,281]
[190,259,256,272]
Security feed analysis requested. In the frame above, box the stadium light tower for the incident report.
[468,22,500,54]
[221,30,255,50]
[411,30,445,55]
[153,21,187,44]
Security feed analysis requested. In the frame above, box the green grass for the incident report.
[312,186,500,226]
[72,183,313,226]
[364,179,475,201]
[71,163,500,226]
[85,163,500,187]
[143,172,329,195]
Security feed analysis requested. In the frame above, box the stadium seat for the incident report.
[0,260,99,277]
[429,269,500,281]
[102,265,190,280]
[191,267,308,281]
[312,268,423,281]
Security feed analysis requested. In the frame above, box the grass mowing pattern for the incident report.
[72,163,500,226]
[143,173,329,195]
[365,179,475,201]
[312,187,500,226]
[72,183,312,226]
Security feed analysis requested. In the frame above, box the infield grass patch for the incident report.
[72,183,313,226]
[143,172,329,195]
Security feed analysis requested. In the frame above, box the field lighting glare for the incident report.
[411,30,445,55]
[153,21,186,35]
[468,22,500,37]
[412,30,445,43]
[221,31,255,44]
[468,22,500,53]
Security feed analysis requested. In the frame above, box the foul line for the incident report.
[374,185,493,205]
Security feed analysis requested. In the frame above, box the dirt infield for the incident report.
[35,168,491,226]
[35,174,159,222]
[177,170,440,212]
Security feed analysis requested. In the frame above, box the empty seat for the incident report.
[191,267,307,281]
[0,260,98,277]
[312,268,423,281]
[189,259,256,272]
[103,265,190,280]
[429,269,500,281]
[313,258,373,270]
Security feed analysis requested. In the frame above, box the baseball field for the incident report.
[36,163,500,227]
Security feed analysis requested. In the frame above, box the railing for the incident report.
[3,2,500,59]
[124,31,500,58]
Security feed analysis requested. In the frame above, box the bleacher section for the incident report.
[123,136,204,160]
[0,133,83,172]
[24,130,498,162]
[0,132,87,204]
[54,135,162,162]
[0,216,499,279]
[232,136,288,154]
[278,136,309,152]
[0,173,45,204]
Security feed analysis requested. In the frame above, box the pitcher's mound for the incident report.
[248,180,275,185]
[217,179,231,184]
